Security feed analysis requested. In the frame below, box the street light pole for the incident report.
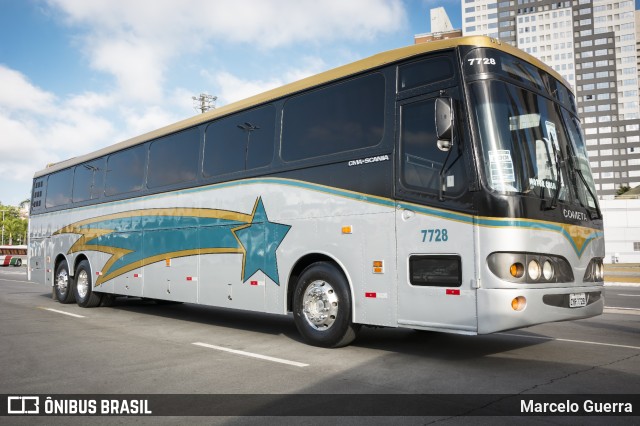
[1,210,5,246]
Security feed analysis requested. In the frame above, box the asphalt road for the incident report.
[1,266,638,425]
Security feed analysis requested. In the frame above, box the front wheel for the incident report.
[74,260,103,308]
[293,262,359,348]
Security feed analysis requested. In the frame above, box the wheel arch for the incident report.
[53,253,70,276]
[286,252,354,315]
[73,253,90,277]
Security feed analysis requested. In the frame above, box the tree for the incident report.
[616,185,631,196]
[0,203,28,245]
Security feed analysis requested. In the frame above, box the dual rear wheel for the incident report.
[54,259,102,308]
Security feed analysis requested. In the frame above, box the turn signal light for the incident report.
[511,296,527,311]
[510,263,524,278]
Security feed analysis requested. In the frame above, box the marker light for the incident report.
[511,296,527,311]
[542,260,554,281]
[528,260,541,281]
[510,263,525,278]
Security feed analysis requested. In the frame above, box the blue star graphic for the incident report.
[233,197,291,285]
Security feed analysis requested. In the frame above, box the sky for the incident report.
[0,0,465,207]
[0,0,637,207]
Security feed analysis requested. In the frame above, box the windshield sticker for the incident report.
[488,150,516,189]
[446,175,455,188]
[509,114,540,130]
[545,121,559,150]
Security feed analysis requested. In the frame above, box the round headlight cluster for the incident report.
[542,260,555,281]
[528,260,541,280]
[595,262,604,281]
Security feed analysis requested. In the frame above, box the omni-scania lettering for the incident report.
[347,155,390,167]
[521,400,633,414]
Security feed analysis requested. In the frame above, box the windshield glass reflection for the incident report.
[468,79,599,213]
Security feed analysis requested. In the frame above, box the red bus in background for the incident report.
[0,245,26,267]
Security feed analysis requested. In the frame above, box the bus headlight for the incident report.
[583,258,604,282]
[488,252,574,283]
[542,260,554,281]
[528,260,541,281]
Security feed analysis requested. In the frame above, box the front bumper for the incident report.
[477,285,604,334]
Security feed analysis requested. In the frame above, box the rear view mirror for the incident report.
[435,97,454,151]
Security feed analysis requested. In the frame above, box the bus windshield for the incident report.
[468,79,599,214]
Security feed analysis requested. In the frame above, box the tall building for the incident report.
[415,7,462,44]
[463,0,640,199]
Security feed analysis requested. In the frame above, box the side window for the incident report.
[73,158,106,202]
[148,128,199,188]
[203,105,275,177]
[398,55,455,92]
[400,98,467,197]
[281,73,385,162]
[105,145,147,196]
[45,169,73,208]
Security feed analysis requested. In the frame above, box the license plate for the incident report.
[569,292,587,308]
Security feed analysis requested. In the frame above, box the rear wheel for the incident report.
[54,260,75,304]
[74,260,103,308]
[293,262,359,348]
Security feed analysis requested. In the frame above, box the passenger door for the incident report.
[395,91,478,333]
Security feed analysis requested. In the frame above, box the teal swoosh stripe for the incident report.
[178,178,603,255]
[54,176,601,257]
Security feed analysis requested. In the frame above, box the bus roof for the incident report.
[35,36,569,178]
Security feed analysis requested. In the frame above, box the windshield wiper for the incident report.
[542,138,562,211]
[572,159,602,220]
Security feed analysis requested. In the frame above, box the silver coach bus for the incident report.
[29,37,604,347]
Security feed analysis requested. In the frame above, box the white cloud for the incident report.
[205,56,327,105]
[120,105,181,137]
[88,36,169,102]
[211,71,284,105]
[0,1,409,206]
[0,66,56,114]
[0,66,118,204]
[46,0,406,102]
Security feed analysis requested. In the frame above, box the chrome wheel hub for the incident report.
[76,270,89,300]
[56,270,69,296]
[302,280,339,330]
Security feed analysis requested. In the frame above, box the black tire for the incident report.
[74,260,103,308]
[14,259,22,267]
[54,260,75,304]
[293,262,360,348]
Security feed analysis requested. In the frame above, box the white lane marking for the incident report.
[3,279,33,284]
[499,333,640,351]
[604,307,640,316]
[39,307,86,318]
[193,342,309,368]
[615,294,640,297]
